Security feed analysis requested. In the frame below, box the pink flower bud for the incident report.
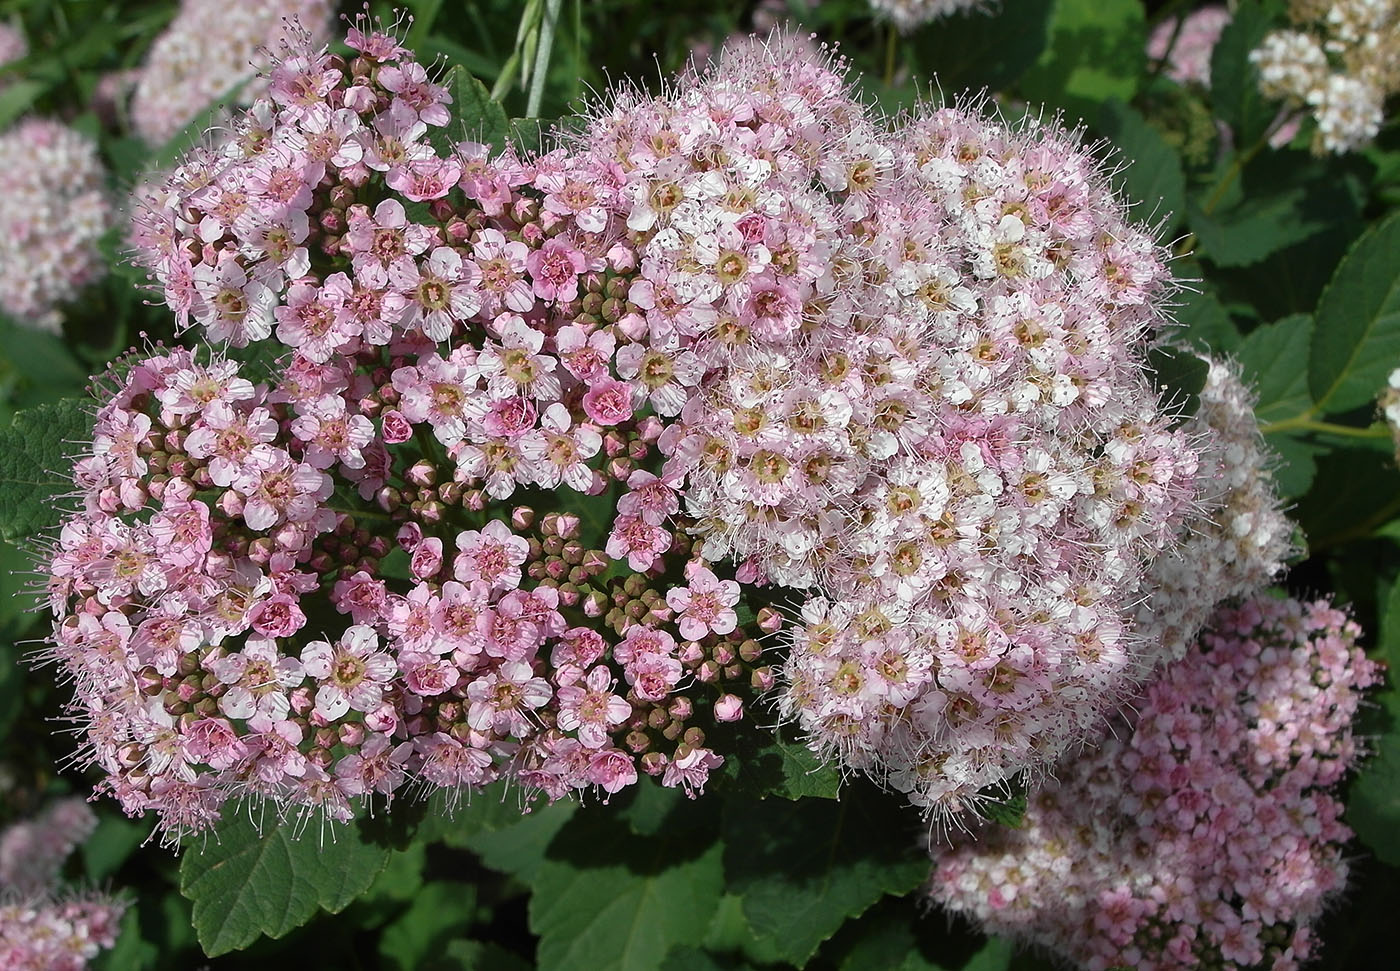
[714,695,744,723]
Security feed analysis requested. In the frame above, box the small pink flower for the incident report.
[453,519,530,592]
[526,237,586,303]
[605,515,672,571]
[554,666,632,749]
[666,565,741,641]
[586,748,638,795]
[582,378,634,426]
[661,746,724,797]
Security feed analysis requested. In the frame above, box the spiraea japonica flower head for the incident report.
[928,595,1380,971]
[129,0,336,146]
[1250,0,1400,154]
[0,119,110,332]
[0,797,127,969]
[68,17,1237,836]
[868,0,986,32]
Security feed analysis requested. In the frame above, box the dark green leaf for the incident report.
[379,881,477,971]
[1172,282,1241,353]
[731,731,843,800]
[178,814,391,956]
[1348,580,1400,863]
[1208,1,1276,145]
[1308,212,1400,414]
[1189,151,1364,269]
[907,0,1054,94]
[1098,100,1185,236]
[1146,346,1208,420]
[0,398,90,543]
[723,789,929,965]
[440,795,575,881]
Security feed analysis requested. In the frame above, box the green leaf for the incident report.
[379,881,477,971]
[439,66,510,152]
[82,816,148,883]
[976,792,1028,830]
[723,789,929,966]
[530,816,725,971]
[98,905,160,971]
[0,397,90,543]
[1098,100,1185,236]
[907,0,1054,94]
[662,946,758,971]
[1262,432,1322,500]
[1019,0,1145,120]
[1208,1,1276,145]
[441,795,575,882]
[1189,151,1364,269]
[1146,346,1208,420]
[0,80,47,130]
[1348,580,1400,863]
[1308,212,1400,415]
[732,731,843,800]
[1172,281,1241,353]
[1237,314,1314,425]
[178,814,391,956]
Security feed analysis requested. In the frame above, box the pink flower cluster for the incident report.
[56,18,803,836]
[58,20,1217,833]
[1147,6,1232,88]
[929,596,1379,971]
[0,798,126,970]
[129,0,334,146]
[0,119,110,331]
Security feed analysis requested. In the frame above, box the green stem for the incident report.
[883,24,898,88]
[1259,417,1391,439]
[527,0,564,119]
[1312,494,1400,553]
[491,0,541,102]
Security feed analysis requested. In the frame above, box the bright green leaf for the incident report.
[1019,0,1144,120]
[0,80,47,130]
[1236,313,1314,425]
[1308,212,1400,414]
[530,828,724,971]
[178,814,391,956]
[0,398,90,543]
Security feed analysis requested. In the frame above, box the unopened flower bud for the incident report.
[714,695,744,722]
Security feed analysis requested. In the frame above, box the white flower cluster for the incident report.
[1251,0,1399,153]
[130,0,334,146]
[0,119,110,331]
[1135,358,1293,659]
[868,0,985,33]
[1381,367,1400,464]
